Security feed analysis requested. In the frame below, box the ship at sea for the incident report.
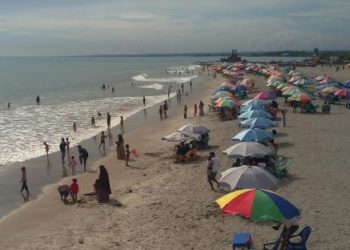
[220,49,241,62]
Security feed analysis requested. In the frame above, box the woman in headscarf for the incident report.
[97,165,111,203]
[116,134,126,160]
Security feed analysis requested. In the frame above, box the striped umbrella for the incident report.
[321,86,340,94]
[215,188,300,222]
[334,88,350,97]
[254,91,276,100]
[287,93,312,103]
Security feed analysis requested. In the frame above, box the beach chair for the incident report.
[232,232,253,250]
[301,103,318,113]
[263,226,311,250]
[269,156,291,178]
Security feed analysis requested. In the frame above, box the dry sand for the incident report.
[0,66,349,249]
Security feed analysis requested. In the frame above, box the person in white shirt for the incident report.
[207,152,219,191]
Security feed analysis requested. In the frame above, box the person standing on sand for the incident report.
[181,83,184,94]
[190,80,192,88]
[99,131,107,151]
[20,166,29,197]
[91,116,96,127]
[163,100,168,119]
[125,144,130,166]
[66,138,70,154]
[78,145,89,171]
[159,105,163,120]
[97,165,111,203]
[194,104,197,117]
[69,156,77,174]
[43,142,51,157]
[206,155,218,191]
[107,112,111,129]
[143,96,146,106]
[36,95,40,105]
[59,138,67,163]
[70,178,79,202]
[184,105,188,119]
[120,116,124,134]
[199,101,204,116]
[281,110,287,127]
[116,134,126,160]
[7,102,10,109]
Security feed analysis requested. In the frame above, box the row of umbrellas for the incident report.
[210,63,300,224]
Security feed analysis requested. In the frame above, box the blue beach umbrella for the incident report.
[240,117,277,129]
[238,110,273,120]
[242,99,272,107]
[240,104,266,113]
[344,80,350,89]
[232,128,274,142]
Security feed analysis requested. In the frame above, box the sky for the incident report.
[0,0,349,56]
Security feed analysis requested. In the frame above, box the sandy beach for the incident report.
[0,65,349,249]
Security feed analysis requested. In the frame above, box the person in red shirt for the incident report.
[70,178,79,202]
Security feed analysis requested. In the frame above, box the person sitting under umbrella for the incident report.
[272,217,299,250]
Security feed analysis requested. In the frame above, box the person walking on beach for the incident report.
[168,87,171,98]
[181,83,184,94]
[66,138,70,154]
[125,144,130,166]
[143,96,146,106]
[159,105,163,120]
[107,112,111,129]
[163,100,168,119]
[99,131,107,152]
[199,101,205,116]
[281,110,287,127]
[77,145,89,171]
[120,116,124,134]
[184,105,188,119]
[59,138,67,163]
[206,154,218,191]
[36,95,40,105]
[190,80,192,88]
[20,166,29,197]
[91,116,96,127]
[7,102,10,109]
[97,165,111,203]
[69,156,77,174]
[43,142,51,157]
[116,134,126,160]
[194,104,197,117]
[70,178,79,202]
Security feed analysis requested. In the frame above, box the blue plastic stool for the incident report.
[232,232,252,250]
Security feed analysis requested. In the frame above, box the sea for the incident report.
[0,56,223,168]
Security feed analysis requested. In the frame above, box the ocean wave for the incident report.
[0,94,171,167]
[131,74,197,84]
[138,83,164,90]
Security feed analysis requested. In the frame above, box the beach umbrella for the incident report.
[177,124,210,135]
[211,91,233,99]
[240,117,277,129]
[215,96,240,106]
[232,128,273,142]
[238,110,273,120]
[242,99,272,106]
[287,93,312,103]
[161,132,199,142]
[321,86,339,94]
[343,80,350,89]
[282,88,301,97]
[223,142,275,158]
[315,75,326,81]
[240,78,255,86]
[216,99,238,108]
[276,83,287,90]
[281,85,296,92]
[215,189,300,222]
[319,78,334,85]
[240,104,265,113]
[218,166,280,191]
[288,76,303,82]
[293,79,309,86]
[234,84,247,92]
[221,82,235,88]
[334,88,350,97]
[254,91,276,100]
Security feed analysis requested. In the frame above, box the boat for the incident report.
[220,49,241,62]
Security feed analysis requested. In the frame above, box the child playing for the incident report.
[43,142,51,157]
[70,178,79,202]
[69,156,77,174]
[125,144,130,167]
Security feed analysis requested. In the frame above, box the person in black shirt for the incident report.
[59,138,67,163]
[78,145,89,171]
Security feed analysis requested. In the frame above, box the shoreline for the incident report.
[0,73,207,219]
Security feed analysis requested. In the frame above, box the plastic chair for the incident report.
[263,226,311,250]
